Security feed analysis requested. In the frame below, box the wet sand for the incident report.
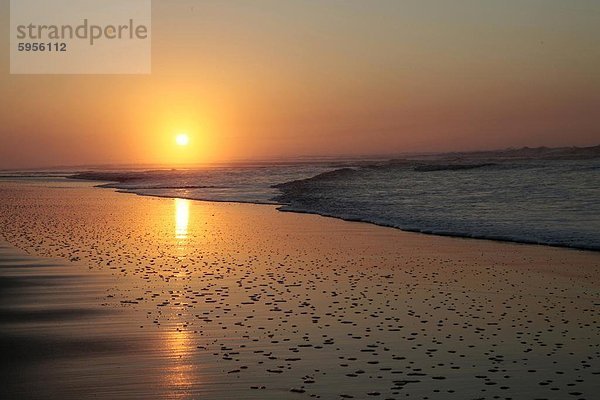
[0,179,599,399]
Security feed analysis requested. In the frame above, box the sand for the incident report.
[0,179,599,399]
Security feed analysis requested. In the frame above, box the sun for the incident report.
[175,133,189,146]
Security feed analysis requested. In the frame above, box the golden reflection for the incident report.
[175,198,190,239]
[163,327,195,397]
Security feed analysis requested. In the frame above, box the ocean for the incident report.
[5,148,600,251]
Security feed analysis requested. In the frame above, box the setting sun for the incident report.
[175,134,189,146]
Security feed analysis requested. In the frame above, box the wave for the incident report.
[276,206,600,251]
[406,144,600,162]
[69,171,180,183]
[99,183,227,190]
[272,167,357,189]
[68,164,333,205]
[413,163,496,172]
[272,159,600,252]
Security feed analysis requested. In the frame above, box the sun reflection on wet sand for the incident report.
[163,327,196,398]
[175,198,190,240]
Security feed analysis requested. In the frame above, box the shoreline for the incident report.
[102,183,600,253]
[4,160,600,253]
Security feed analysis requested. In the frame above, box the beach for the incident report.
[0,179,599,399]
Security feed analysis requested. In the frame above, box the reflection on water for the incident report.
[163,327,196,398]
[175,198,190,239]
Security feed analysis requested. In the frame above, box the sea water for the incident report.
[7,153,598,251]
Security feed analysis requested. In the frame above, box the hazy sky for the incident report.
[1,0,599,168]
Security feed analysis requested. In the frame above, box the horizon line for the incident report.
[1,143,598,172]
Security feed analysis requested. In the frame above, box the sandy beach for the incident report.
[0,179,598,399]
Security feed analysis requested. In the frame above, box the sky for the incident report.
[1,0,599,168]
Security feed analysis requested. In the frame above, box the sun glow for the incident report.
[175,198,190,239]
[175,133,190,146]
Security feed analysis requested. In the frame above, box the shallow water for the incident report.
[60,156,600,251]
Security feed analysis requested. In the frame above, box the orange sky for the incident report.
[1,0,599,169]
